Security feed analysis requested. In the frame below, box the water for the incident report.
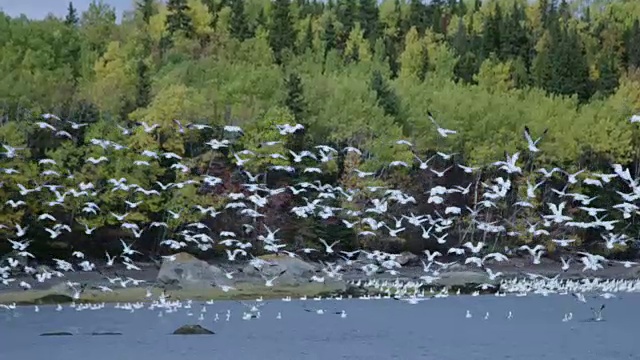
[0,294,638,360]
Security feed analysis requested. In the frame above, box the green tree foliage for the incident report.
[64,2,79,27]
[0,1,639,256]
[269,0,296,63]
[284,72,307,123]
[137,0,157,24]
[166,0,195,38]
[229,0,251,41]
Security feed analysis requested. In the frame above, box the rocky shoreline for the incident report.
[1,252,639,305]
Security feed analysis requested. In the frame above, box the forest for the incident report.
[0,0,640,261]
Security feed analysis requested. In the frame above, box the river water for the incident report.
[0,294,637,360]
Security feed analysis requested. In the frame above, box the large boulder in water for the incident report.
[172,324,214,335]
[157,252,227,289]
[40,332,73,336]
[242,255,322,286]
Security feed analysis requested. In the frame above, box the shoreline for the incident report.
[1,254,639,305]
[0,282,350,306]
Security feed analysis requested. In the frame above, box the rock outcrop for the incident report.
[395,252,420,266]
[241,255,320,286]
[172,324,214,335]
[40,332,73,336]
[433,271,497,287]
[157,252,228,289]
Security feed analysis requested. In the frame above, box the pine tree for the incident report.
[269,0,296,64]
[284,72,306,122]
[64,2,79,26]
[358,0,379,44]
[481,3,503,59]
[558,0,570,23]
[336,0,357,50]
[165,0,195,38]
[407,0,426,34]
[595,55,619,98]
[137,0,156,24]
[502,2,531,67]
[532,30,553,90]
[62,2,81,82]
[426,0,444,34]
[626,19,640,70]
[451,18,468,55]
[473,0,482,12]
[135,60,151,109]
[323,19,337,57]
[298,17,314,54]
[256,8,267,31]
[229,0,250,41]
[370,70,400,119]
[383,0,404,77]
[454,52,480,84]
[547,27,591,101]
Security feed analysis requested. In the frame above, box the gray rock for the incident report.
[157,252,227,289]
[242,255,324,287]
[433,271,496,287]
[396,252,419,266]
[172,324,214,335]
[40,332,73,336]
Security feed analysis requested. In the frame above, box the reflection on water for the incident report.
[0,294,638,360]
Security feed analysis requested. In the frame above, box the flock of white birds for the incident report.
[1,111,640,324]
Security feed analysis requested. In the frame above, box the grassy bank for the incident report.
[0,282,350,305]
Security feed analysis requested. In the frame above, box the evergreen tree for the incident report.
[581,6,591,23]
[284,72,306,122]
[454,52,480,84]
[165,0,195,38]
[323,19,337,57]
[336,0,357,50]
[299,17,314,54]
[64,2,79,27]
[537,0,549,31]
[370,70,400,119]
[451,18,468,55]
[229,0,250,41]
[407,0,426,34]
[547,27,591,101]
[626,19,640,70]
[532,30,553,90]
[558,0,570,23]
[473,0,482,12]
[135,60,151,109]
[425,0,444,34]
[62,2,81,81]
[383,0,404,77]
[256,8,268,31]
[481,3,502,59]
[269,0,296,64]
[358,0,379,44]
[595,55,619,98]
[137,0,156,24]
[502,3,531,67]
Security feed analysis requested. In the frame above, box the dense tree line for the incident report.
[0,0,640,260]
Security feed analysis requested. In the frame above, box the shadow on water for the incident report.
[0,294,638,360]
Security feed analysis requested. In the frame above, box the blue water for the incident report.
[0,294,637,360]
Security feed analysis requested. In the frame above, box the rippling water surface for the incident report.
[1,294,638,360]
